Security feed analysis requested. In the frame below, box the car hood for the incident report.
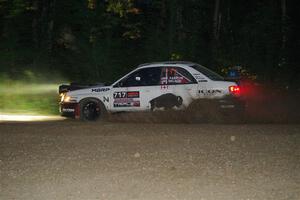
[67,86,112,97]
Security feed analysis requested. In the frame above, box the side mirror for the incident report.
[119,81,125,87]
[113,81,123,88]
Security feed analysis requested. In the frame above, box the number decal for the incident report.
[113,92,127,99]
[113,91,139,99]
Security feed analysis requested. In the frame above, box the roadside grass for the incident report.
[0,69,68,115]
[0,93,59,115]
[0,83,60,115]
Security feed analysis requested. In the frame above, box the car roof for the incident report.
[112,61,203,86]
[137,61,197,68]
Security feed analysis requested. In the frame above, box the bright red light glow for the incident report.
[229,85,241,96]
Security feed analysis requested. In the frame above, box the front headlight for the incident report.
[64,96,71,102]
[60,93,66,102]
[60,94,77,103]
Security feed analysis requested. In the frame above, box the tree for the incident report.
[0,0,299,88]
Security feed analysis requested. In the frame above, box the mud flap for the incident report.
[75,104,80,119]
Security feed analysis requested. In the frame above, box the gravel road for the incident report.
[1,120,300,200]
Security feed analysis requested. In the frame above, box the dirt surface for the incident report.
[1,120,300,200]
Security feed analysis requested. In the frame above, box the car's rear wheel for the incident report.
[80,99,106,121]
[186,99,223,123]
[221,104,246,123]
[187,99,246,123]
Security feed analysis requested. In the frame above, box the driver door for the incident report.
[110,67,162,112]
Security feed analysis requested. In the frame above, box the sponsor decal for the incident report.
[160,77,168,85]
[113,98,140,107]
[199,90,222,95]
[160,76,189,84]
[150,93,183,110]
[160,85,169,89]
[103,96,109,102]
[193,74,205,79]
[91,88,110,92]
[113,91,140,107]
[127,91,140,98]
[62,108,75,112]
[113,91,139,99]
[167,76,188,84]
[193,74,207,82]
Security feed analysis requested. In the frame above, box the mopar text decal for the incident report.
[113,91,139,99]
[91,88,110,92]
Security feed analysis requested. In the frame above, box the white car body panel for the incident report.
[62,62,238,113]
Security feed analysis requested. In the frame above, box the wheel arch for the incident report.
[80,97,100,103]
[80,97,107,109]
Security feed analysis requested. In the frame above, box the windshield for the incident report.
[191,65,224,81]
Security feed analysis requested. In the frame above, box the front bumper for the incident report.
[59,102,80,119]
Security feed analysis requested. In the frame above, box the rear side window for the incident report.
[191,65,224,81]
[161,67,197,85]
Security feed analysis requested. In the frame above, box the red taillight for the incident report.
[229,85,241,96]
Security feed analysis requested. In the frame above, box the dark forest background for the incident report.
[0,0,299,88]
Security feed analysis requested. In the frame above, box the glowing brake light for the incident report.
[229,85,241,96]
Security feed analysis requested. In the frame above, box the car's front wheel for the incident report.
[80,99,106,121]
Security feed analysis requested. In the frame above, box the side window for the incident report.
[116,67,162,87]
[161,67,197,85]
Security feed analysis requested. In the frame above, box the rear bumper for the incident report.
[217,97,246,113]
[59,102,80,119]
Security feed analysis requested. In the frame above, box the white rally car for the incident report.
[59,61,245,121]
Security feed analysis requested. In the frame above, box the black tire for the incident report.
[80,99,106,121]
[223,105,246,123]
